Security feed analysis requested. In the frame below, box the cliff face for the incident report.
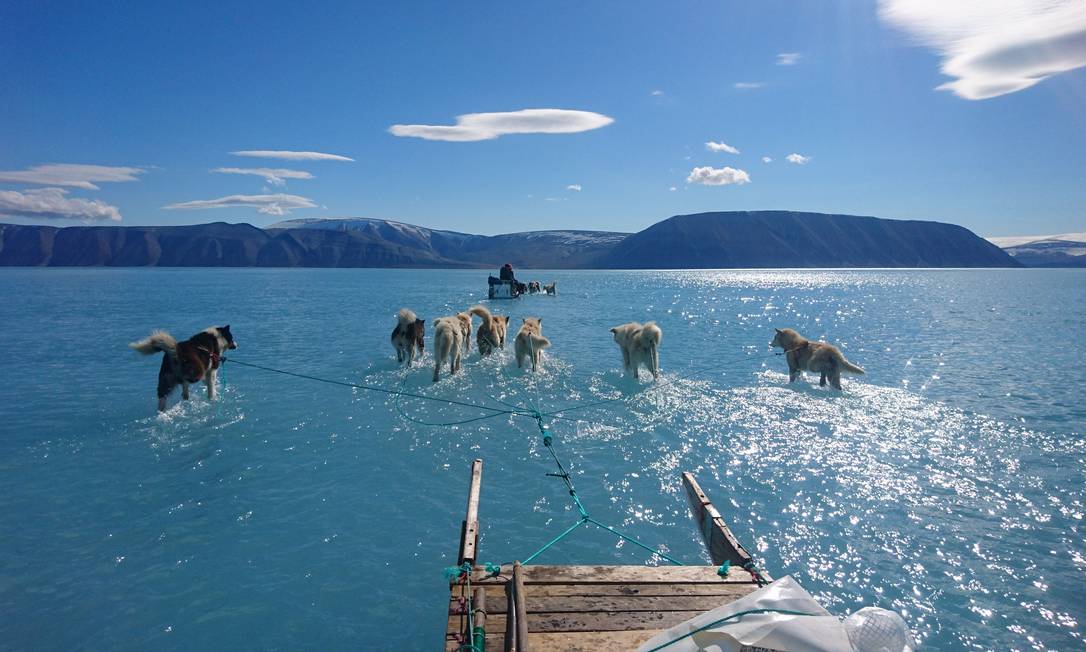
[0,211,1022,268]
[595,211,1020,268]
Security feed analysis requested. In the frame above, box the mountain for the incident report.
[596,211,1018,268]
[0,212,1020,268]
[988,234,1086,268]
[269,217,626,268]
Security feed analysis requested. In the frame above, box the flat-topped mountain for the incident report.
[0,211,1020,268]
[598,211,1018,268]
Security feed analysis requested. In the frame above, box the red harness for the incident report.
[197,346,221,369]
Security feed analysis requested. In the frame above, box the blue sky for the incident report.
[1,1,1084,237]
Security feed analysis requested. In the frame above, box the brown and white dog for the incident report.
[514,317,550,371]
[610,321,662,379]
[432,315,466,381]
[391,308,425,366]
[528,281,541,294]
[770,327,865,389]
[130,325,238,411]
[469,305,510,357]
[543,282,556,295]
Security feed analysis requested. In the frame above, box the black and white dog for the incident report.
[130,325,238,411]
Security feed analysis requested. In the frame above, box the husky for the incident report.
[770,328,865,389]
[469,305,509,357]
[543,282,556,295]
[610,321,662,379]
[130,325,238,411]
[432,316,466,381]
[528,281,541,294]
[390,308,425,366]
[514,317,550,371]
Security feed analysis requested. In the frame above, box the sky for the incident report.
[1,1,1084,237]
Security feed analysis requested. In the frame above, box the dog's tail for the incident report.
[529,334,551,350]
[129,330,177,356]
[835,351,865,375]
[467,305,492,330]
[397,308,418,326]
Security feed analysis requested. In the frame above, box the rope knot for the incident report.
[717,560,731,577]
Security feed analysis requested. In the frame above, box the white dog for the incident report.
[514,317,550,371]
[432,316,466,382]
[610,321,662,379]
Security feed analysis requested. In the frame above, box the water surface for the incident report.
[1,268,1083,650]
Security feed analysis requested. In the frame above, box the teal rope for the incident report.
[642,608,821,652]
[222,357,513,414]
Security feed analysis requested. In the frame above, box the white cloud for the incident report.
[566,184,582,191]
[0,163,144,190]
[164,193,317,216]
[733,82,765,89]
[0,187,122,221]
[786,153,811,165]
[879,0,1086,99]
[231,150,354,162]
[669,186,678,191]
[706,141,740,154]
[762,156,773,163]
[212,167,314,186]
[651,89,665,96]
[388,109,614,142]
[776,52,802,65]
[686,166,751,186]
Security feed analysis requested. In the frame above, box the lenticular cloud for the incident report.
[880,0,1086,100]
[389,109,614,142]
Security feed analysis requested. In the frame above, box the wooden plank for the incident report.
[460,593,747,615]
[513,561,529,651]
[504,574,517,652]
[468,564,759,585]
[449,609,712,634]
[681,472,770,582]
[448,630,659,652]
[459,580,756,599]
[471,587,486,652]
[458,458,483,566]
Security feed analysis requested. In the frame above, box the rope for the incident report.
[641,608,821,651]
[222,357,517,416]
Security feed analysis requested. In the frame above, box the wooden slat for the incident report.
[457,593,744,615]
[458,459,483,566]
[447,630,659,652]
[467,564,759,585]
[458,580,756,599]
[449,609,711,634]
[682,472,770,581]
[513,561,529,651]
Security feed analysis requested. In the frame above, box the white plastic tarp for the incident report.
[636,575,853,652]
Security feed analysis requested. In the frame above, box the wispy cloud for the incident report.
[164,193,317,216]
[686,166,751,186]
[786,153,811,165]
[879,0,1086,99]
[231,150,354,162]
[566,184,582,192]
[706,141,740,154]
[212,167,314,186]
[0,164,144,190]
[733,82,765,89]
[762,156,773,163]
[651,89,665,96]
[388,109,614,142]
[0,187,122,221]
[776,52,802,65]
